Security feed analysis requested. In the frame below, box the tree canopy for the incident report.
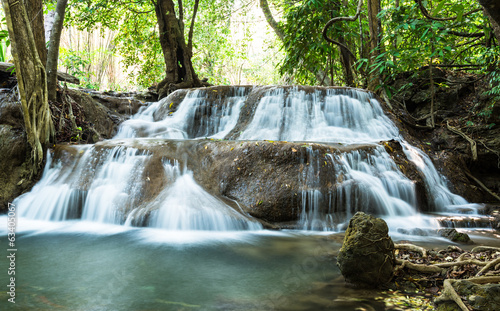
[1,0,498,94]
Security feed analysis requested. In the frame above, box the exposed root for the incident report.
[464,170,500,202]
[467,276,500,284]
[446,121,477,161]
[395,243,428,257]
[435,279,469,311]
[395,242,500,311]
[471,246,500,253]
[476,257,500,277]
[395,259,443,273]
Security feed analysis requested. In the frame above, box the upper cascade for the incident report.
[116,86,399,144]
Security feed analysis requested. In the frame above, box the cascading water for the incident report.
[239,88,398,143]
[115,87,248,139]
[14,85,476,232]
[14,144,262,230]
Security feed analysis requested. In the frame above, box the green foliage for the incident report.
[280,0,358,85]
[0,14,10,63]
[59,47,101,89]
[0,29,9,63]
[376,0,492,97]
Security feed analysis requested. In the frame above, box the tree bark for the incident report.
[27,0,47,65]
[367,0,381,91]
[47,0,69,102]
[479,0,500,43]
[153,0,203,99]
[2,0,54,174]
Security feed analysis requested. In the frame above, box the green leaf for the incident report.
[432,0,446,16]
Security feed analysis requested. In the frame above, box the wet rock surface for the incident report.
[92,139,381,226]
[438,228,472,243]
[435,280,500,311]
[337,212,395,288]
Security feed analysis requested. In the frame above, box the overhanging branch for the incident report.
[321,0,362,59]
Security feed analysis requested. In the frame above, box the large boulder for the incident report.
[337,212,395,288]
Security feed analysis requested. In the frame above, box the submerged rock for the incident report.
[337,212,395,288]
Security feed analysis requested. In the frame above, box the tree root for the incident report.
[476,257,500,277]
[471,246,500,253]
[464,170,500,202]
[446,121,478,161]
[395,243,427,257]
[395,242,500,310]
[395,259,444,273]
[434,279,469,311]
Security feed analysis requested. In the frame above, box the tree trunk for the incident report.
[153,0,202,99]
[367,0,380,91]
[2,0,54,174]
[479,0,500,43]
[27,0,47,65]
[47,0,69,102]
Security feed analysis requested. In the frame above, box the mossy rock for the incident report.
[337,212,395,288]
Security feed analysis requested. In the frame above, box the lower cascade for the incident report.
[14,85,482,232]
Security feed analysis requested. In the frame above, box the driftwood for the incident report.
[0,62,79,85]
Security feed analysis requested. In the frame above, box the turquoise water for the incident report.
[1,218,344,310]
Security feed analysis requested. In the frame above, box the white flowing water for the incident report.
[147,160,262,230]
[239,87,398,143]
[14,146,262,231]
[14,85,476,232]
[116,87,247,139]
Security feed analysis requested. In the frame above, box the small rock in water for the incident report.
[438,228,472,243]
[337,212,395,288]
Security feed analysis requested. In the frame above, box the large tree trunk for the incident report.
[367,0,381,91]
[479,0,500,43]
[2,0,54,174]
[47,0,69,102]
[153,0,202,99]
[27,0,47,65]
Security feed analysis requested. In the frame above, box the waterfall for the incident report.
[116,87,248,139]
[15,85,475,232]
[147,160,262,230]
[239,87,398,143]
[15,145,262,231]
